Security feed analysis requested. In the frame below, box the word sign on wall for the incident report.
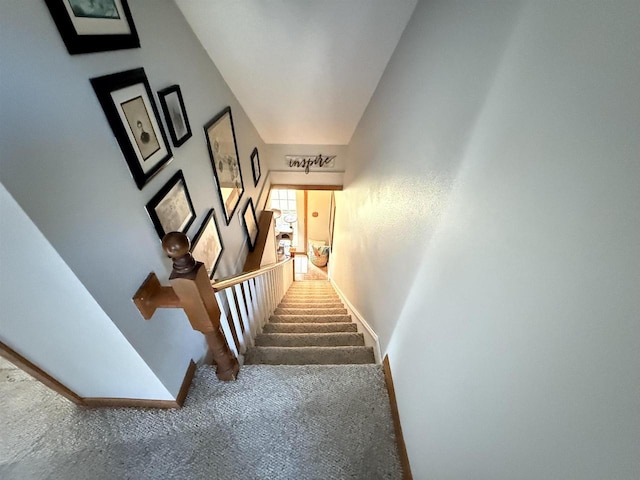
[285,154,336,174]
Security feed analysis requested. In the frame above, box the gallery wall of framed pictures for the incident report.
[43,0,266,279]
[158,85,192,148]
[44,0,140,55]
[91,68,173,190]
[191,209,225,279]
[204,106,245,226]
[242,198,259,251]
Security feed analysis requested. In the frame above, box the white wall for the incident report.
[332,0,640,478]
[307,191,332,244]
[0,0,267,397]
[0,184,172,399]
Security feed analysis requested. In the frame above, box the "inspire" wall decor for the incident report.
[285,154,336,174]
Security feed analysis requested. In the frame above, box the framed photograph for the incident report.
[242,198,259,251]
[191,209,224,279]
[145,170,196,240]
[204,107,245,225]
[250,147,261,187]
[158,85,192,148]
[44,0,140,55]
[91,68,172,190]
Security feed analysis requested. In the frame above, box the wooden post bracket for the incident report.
[132,272,181,320]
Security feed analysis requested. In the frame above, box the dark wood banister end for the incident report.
[163,231,197,275]
[132,272,181,320]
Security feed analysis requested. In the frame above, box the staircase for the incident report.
[245,280,375,365]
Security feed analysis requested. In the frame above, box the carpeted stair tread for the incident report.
[244,346,375,365]
[283,293,340,299]
[262,322,358,333]
[278,301,345,308]
[270,314,352,323]
[255,332,365,347]
[274,307,348,315]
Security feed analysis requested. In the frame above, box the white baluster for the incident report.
[217,305,239,358]
[247,278,263,330]
[233,283,253,347]
[223,288,247,354]
[241,281,258,340]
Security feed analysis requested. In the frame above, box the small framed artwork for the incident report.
[145,170,196,240]
[250,147,261,187]
[191,209,224,279]
[91,68,173,190]
[242,198,259,251]
[204,106,245,225]
[44,0,140,55]
[158,85,192,148]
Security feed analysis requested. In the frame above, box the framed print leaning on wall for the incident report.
[158,84,192,147]
[44,0,140,55]
[91,68,172,190]
[204,106,245,225]
[190,209,224,279]
[145,170,196,240]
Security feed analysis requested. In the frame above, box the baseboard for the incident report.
[174,359,198,407]
[83,360,197,409]
[329,279,382,363]
[0,340,85,405]
[382,355,413,480]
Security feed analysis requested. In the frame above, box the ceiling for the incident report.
[175,0,417,145]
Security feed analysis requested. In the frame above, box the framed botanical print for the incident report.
[91,68,172,190]
[158,85,192,148]
[242,198,259,251]
[145,170,196,240]
[204,107,245,225]
[250,147,261,187]
[190,209,224,279]
[44,0,140,55]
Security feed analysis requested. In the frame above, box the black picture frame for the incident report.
[158,85,192,148]
[145,170,196,240]
[91,68,173,190]
[190,209,225,279]
[204,107,245,225]
[44,0,140,55]
[250,147,261,187]
[242,198,259,251]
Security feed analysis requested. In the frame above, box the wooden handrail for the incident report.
[212,257,293,292]
[243,210,274,272]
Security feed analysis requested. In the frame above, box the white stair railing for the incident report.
[212,258,294,361]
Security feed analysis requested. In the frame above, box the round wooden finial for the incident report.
[162,232,190,258]
[162,232,196,274]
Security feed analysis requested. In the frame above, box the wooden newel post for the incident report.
[162,232,239,381]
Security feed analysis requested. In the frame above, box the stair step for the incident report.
[282,296,340,302]
[286,290,336,294]
[284,290,337,295]
[244,346,375,365]
[270,314,351,323]
[274,307,347,315]
[255,332,365,347]
[280,297,341,302]
[278,302,344,309]
[262,322,358,333]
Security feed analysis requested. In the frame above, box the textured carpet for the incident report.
[245,281,375,365]
[0,362,402,479]
[263,323,358,333]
